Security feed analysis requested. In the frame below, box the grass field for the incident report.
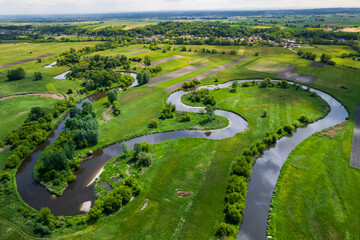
[58,85,329,239]
[0,42,359,239]
[268,122,360,239]
[0,96,60,141]
[247,60,289,73]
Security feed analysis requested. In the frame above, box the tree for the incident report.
[37,207,54,226]
[122,142,129,156]
[217,223,237,238]
[107,89,118,104]
[137,152,154,167]
[320,53,332,63]
[113,101,121,116]
[7,67,26,81]
[205,105,215,122]
[144,55,151,66]
[34,72,42,81]
[42,151,68,172]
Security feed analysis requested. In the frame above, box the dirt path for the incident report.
[350,105,360,169]
[0,92,64,101]
[276,65,317,84]
[126,51,152,57]
[0,54,54,69]
[164,56,250,92]
[152,55,184,65]
[146,64,207,87]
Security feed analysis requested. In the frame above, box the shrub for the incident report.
[107,89,118,103]
[217,223,237,238]
[113,101,121,116]
[326,60,336,66]
[299,115,310,123]
[0,140,4,148]
[37,207,55,226]
[0,172,11,182]
[226,192,244,205]
[7,67,26,81]
[179,113,191,122]
[283,123,295,134]
[148,120,158,128]
[226,204,242,224]
[262,110,267,118]
[226,175,247,194]
[34,72,43,81]
[6,153,21,169]
[137,152,154,167]
[89,199,103,220]
[34,223,51,236]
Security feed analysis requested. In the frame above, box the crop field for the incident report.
[247,60,289,73]
[0,37,359,240]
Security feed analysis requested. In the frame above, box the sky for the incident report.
[0,0,359,15]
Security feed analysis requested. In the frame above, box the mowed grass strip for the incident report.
[247,60,289,73]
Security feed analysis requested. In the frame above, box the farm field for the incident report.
[0,33,359,240]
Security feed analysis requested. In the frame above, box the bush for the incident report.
[326,60,336,66]
[179,113,191,122]
[107,89,118,103]
[34,72,42,81]
[6,153,21,169]
[37,207,55,226]
[225,204,242,224]
[0,140,4,148]
[0,172,11,182]
[7,67,26,81]
[299,115,310,123]
[113,101,121,116]
[283,123,295,134]
[89,199,103,220]
[137,152,154,167]
[217,223,237,237]
[148,120,158,128]
[34,223,51,236]
[226,192,244,205]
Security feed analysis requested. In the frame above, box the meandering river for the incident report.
[15,79,347,240]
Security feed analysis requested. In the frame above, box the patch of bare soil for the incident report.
[0,54,54,69]
[146,64,207,87]
[276,65,317,85]
[176,191,193,197]
[0,145,10,152]
[140,199,149,210]
[316,121,348,139]
[152,55,184,65]
[118,47,143,53]
[0,92,64,101]
[164,56,250,92]
[196,163,203,168]
[310,61,325,67]
[102,105,113,123]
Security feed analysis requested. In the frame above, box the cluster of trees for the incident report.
[107,89,121,116]
[182,79,200,89]
[320,53,336,65]
[218,120,302,238]
[36,102,98,191]
[159,103,176,120]
[136,70,151,85]
[297,50,317,60]
[188,88,216,106]
[83,69,134,91]
[7,67,26,81]
[5,99,75,169]
[143,65,162,76]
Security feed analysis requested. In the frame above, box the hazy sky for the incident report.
[0,0,359,15]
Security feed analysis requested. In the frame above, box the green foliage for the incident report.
[137,152,154,167]
[113,101,121,116]
[7,67,25,81]
[136,70,151,85]
[34,72,43,81]
[320,53,332,63]
[188,89,216,106]
[89,199,104,220]
[179,113,191,122]
[37,207,55,227]
[217,223,237,238]
[159,103,176,120]
[144,55,151,66]
[148,120,158,128]
[205,105,215,122]
[299,115,310,123]
[107,89,118,104]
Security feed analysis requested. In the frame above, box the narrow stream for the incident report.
[15,78,347,236]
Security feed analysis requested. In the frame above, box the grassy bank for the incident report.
[268,122,360,239]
